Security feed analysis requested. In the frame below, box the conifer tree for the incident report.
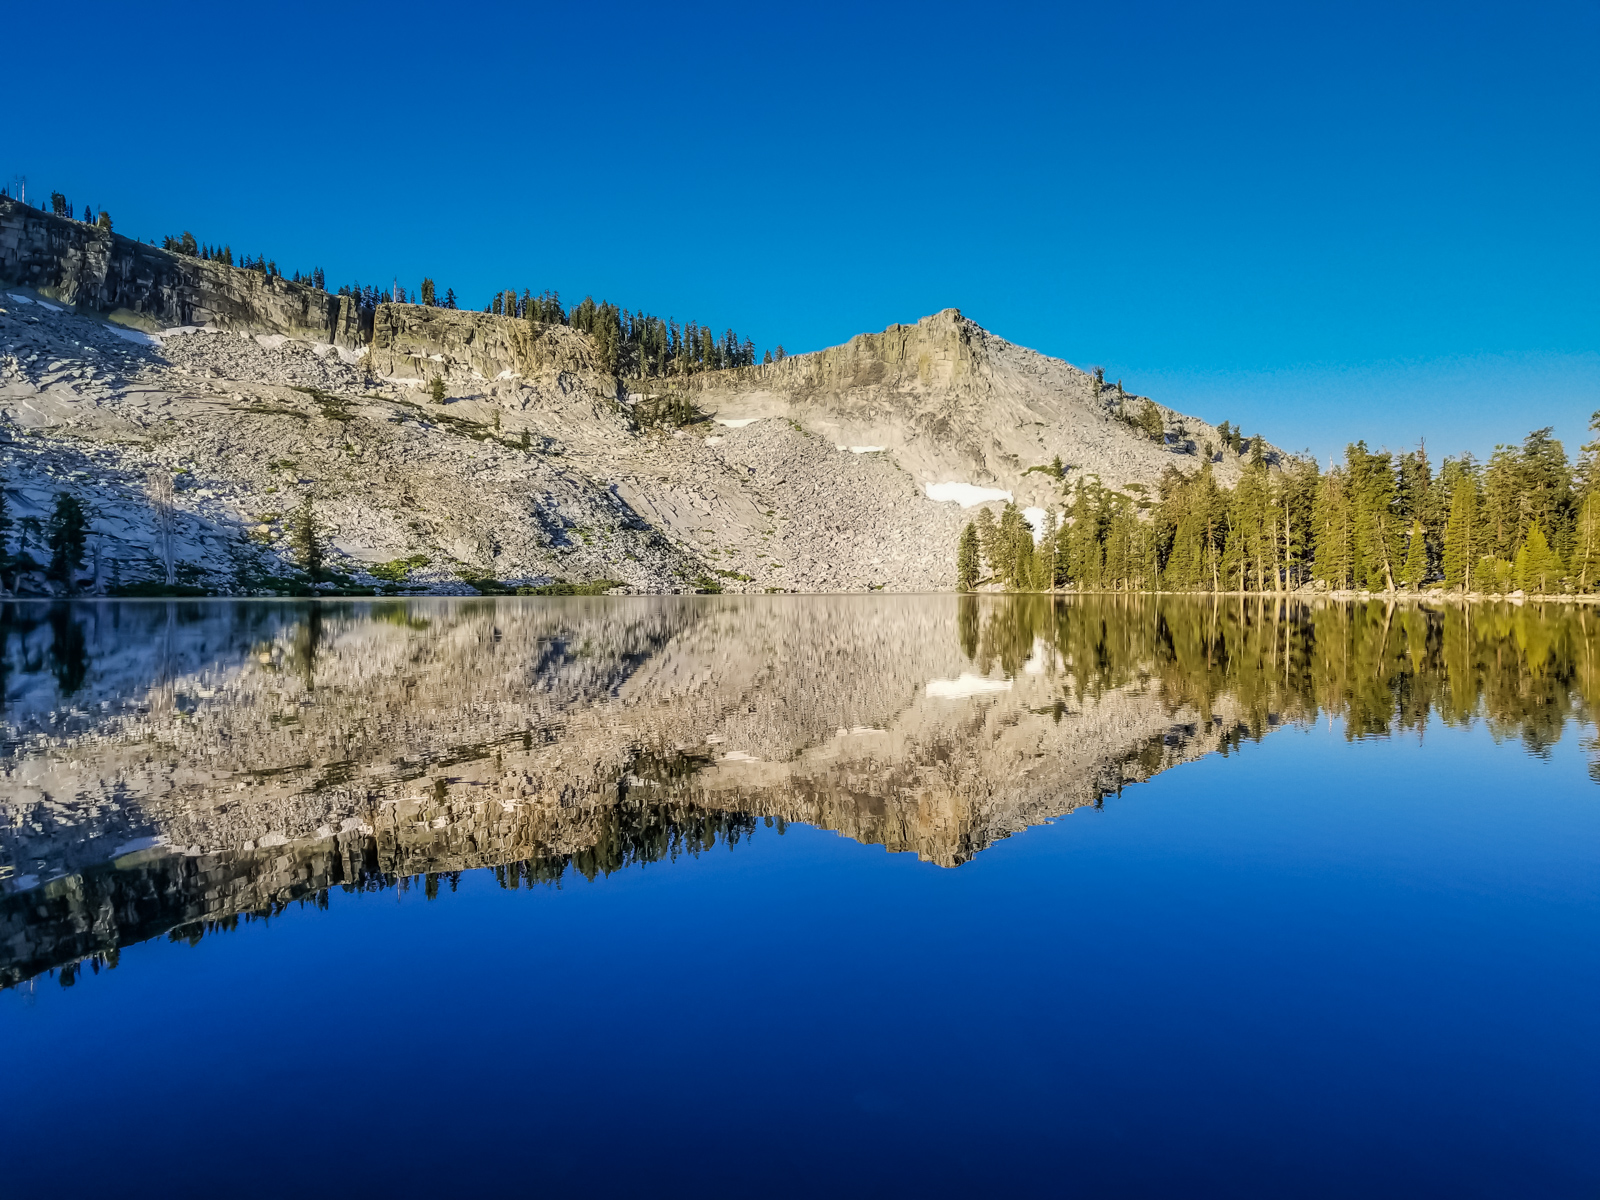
[997,503,1032,590]
[290,498,323,580]
[1514,524,1564,594]
[1067,481,1103,589]
[1313,466,1354,589]
[1401,520,1427,590]
[1571,490,1600,592]
[974,507,998,580]
[1139,400,1164,443]
[1441,461,1479,591]
[46,493,88,592]
[956,523,980,592]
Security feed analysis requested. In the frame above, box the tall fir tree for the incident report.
[1441,460,1479,591]
[1514,524,1564,594]
[956,523,980,592]
[1401,520,1427,590]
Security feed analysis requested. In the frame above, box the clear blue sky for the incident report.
[6,0,1595,464]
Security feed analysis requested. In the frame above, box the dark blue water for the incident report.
[2,598,1597,1196]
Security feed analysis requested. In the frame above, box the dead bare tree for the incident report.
[147,471,176,586]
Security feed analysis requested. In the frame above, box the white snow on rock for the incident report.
[848,446,886,454]
[715,417,760,428]
[925,674,1014,699]
[924,481,1013,507]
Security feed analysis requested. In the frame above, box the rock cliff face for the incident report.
[0,197,340,338]
[0,595,1263,985]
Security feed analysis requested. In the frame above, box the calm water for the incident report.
[2,596,1596,1197]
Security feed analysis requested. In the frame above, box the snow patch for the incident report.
[925,674,1014,699]
[848,446,886,454]
[715,417,760,428]
[722,750,761,762]
[6,293,33,305]
[253,334,288,350]
[108,325,157,346]
[111,835,167,858]
[494,369,516,381]
[705,435,725,446]
[924,481,1013,507]
[1022,506,1048,543]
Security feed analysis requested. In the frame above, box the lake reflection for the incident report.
[2,593,1599,989]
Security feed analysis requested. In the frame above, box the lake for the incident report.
[2,596,1596,1197]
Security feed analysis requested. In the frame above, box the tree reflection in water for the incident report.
[4,594,1600,988]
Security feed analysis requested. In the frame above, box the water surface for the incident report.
[2,596,1596,1196]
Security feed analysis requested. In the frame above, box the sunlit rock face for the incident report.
[6,595,1595,987]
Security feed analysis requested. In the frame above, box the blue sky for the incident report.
[6,0,1594,463]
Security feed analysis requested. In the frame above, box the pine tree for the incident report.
[1346,443,1399,590]
[974,507,998,580]
[429,375,446,403]
[1401,520,1427,590]
[290,498,323,580]
[1139,400,1164,443]
[1571,490,1600,592]
[1514,524,1564,594]
[956,523,980,592]
[46,493,88,591]
[1441,461,1479,591]
[1067,481,1102,589]
[997,503,1032,590]
[1313,466,1354,589]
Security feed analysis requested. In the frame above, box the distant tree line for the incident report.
[471,286,782,378]
[958,417,1600,596]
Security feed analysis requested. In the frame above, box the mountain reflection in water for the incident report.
[3,594,1598,988]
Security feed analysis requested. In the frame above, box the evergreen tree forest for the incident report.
[956,594,1600,767]
[957,418,1600,596]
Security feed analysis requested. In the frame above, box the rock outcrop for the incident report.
[652,308,1275,505]
[0,197,340,338]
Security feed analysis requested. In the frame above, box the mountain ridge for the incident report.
[0,194,1282,596]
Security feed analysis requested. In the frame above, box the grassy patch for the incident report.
[515,579,625,596]
[367,554,432,583]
